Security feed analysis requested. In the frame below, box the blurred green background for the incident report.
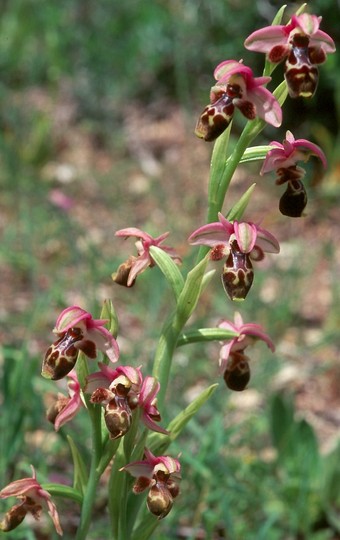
[0,1,339,539]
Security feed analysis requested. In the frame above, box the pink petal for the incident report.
[152,232,170,245]
[45,498,63,536]
[188,222,230,247]
[255,226,280,254]
[54,393,82,431]
[54,306,91,334]
[239,323,275,352]
[127,253,151,285]
[139,376,159,405]
[155,455,181,474]
[293,13,321,36]
[234,221,258,253]
[115,228,153,243]
[248,86,282,127]
[260,147,291,174]
[309,29,336,52]
[293,139,327,168]
[118,366,142,387]
[86,326,119,363]
[142,412,169,434]
[122,461,154,479]
[214,60,253,82]
[244,25,288,52]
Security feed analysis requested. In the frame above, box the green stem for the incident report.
[75,403,102,540]
[152,311,183,410]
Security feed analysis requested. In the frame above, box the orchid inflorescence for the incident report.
[1,5,335,539]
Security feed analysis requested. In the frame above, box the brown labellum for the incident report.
[279,180,307,217]
[221,240,254,301]
[285,34,319,98]
[41,327,83,380]
[104,397,132,440]
[223,354,251,392]
[147,484,173,520]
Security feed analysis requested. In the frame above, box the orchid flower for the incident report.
[261,130,327,217]
[113,227,181,287]
[87,363,142,440]
[86,363,167,438]
[46,371,83,431]
[218,312,275,391]
[0,466,63,535]
[244,13,336,98]
[195,59,282,141]
[121,448,181,519]
[42,306,119,380]
[189,213,280,300]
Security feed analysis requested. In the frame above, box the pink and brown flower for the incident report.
[218,312,275,391]
[195,60,282,141]
[42,306,119,380]
[113,228,181,287]
[121,448,181,519]
[244,13,336,98]
[0,466,62,535]
[261,130,327,217]
[189,213,280,300]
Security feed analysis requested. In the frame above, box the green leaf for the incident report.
[100,298,119,338]
[201,269,216,292]
[176,254,210,325]
[226,183,257,222]
[177,327,238,346]
[42,483,83,504]
[274,80,288,106]
[76,351,90,389]
[147,384,219,456]
[67,435,88,495]
[238,146,272,165]
[149,245,184,301]
[131,513,158,540]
